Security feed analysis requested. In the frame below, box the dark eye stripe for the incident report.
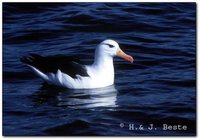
[103,43,115,48]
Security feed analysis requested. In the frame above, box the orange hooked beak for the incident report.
[116,48,134,63]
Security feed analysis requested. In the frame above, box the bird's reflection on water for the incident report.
[31,84,118,109]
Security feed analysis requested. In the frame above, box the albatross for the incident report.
[21,39,134,89]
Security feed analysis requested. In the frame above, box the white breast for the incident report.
[84,64,114,88]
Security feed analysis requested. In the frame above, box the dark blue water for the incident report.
[3,3,196,136]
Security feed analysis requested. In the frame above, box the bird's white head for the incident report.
[97,39,134,63]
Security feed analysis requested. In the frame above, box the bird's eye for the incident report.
[103,43,115,48]
[108,44,115,48]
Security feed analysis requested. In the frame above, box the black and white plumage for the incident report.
[21,39,134,89]
[21,54,89,79]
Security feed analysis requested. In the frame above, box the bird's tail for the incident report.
[20,53,49,81]
[20,53,42,66]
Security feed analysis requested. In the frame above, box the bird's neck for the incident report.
[89,49,115,86]
[92,50,114,71]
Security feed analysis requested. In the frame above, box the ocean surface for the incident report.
[3,3,196,136]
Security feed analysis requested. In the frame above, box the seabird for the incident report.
[21,39,134,89]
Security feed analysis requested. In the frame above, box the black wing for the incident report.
[20,53,89,78]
